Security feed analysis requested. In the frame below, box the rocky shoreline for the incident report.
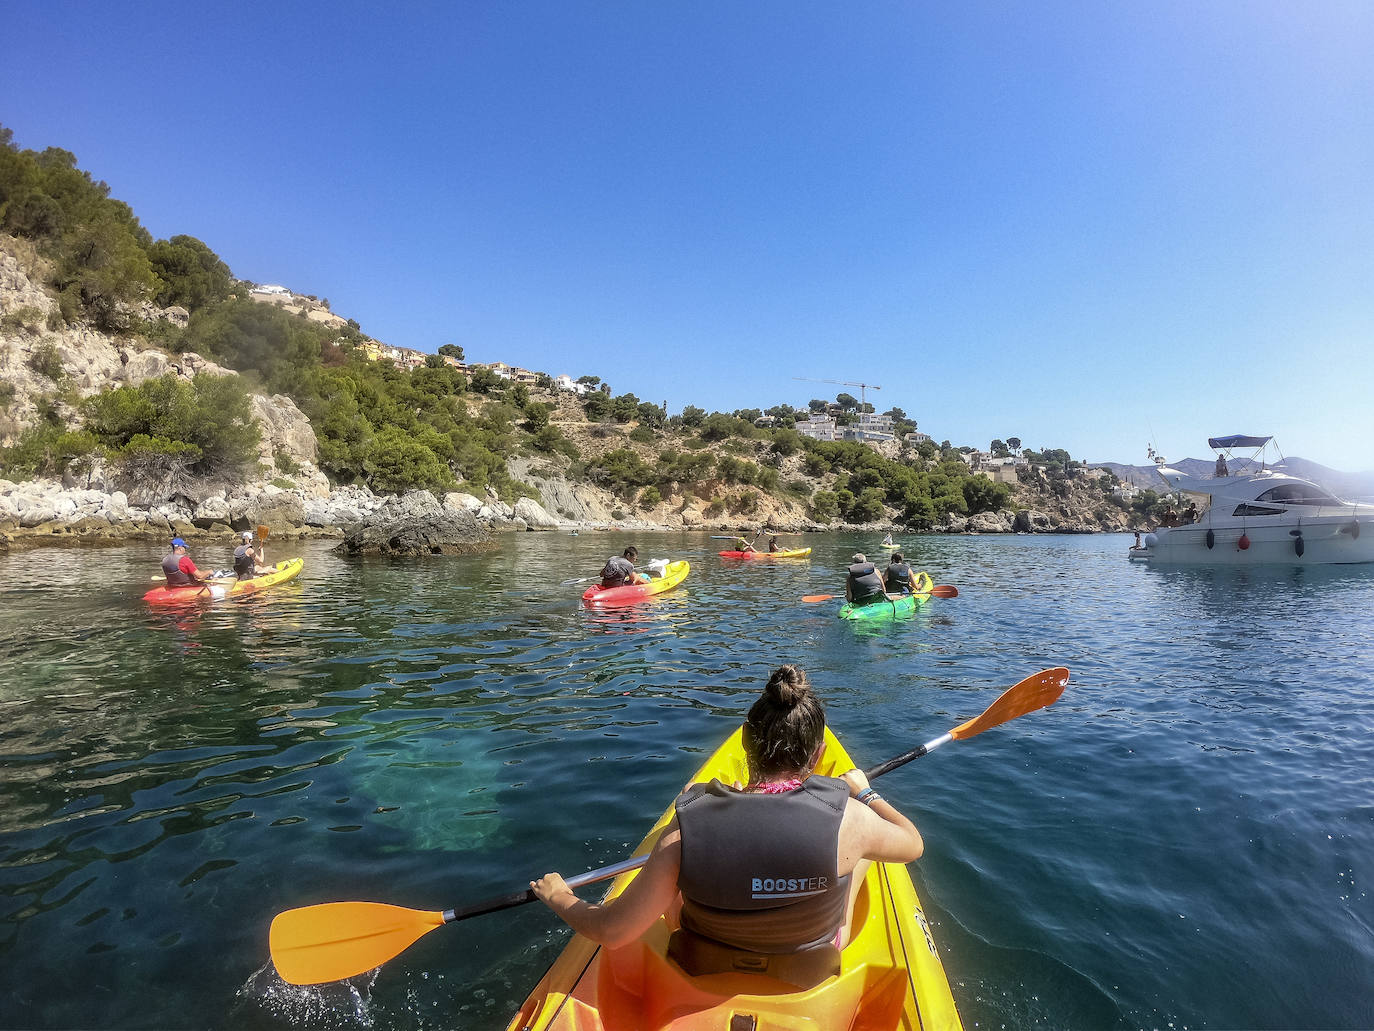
[0,474,1115,551]
[0,478,563,549]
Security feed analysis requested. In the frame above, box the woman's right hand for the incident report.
[840,768,871,797]
[530,872,574,907]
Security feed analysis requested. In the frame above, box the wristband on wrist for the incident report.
[856,787,883,807]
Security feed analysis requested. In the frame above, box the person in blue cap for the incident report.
[161,538,209,587]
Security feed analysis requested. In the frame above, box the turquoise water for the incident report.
[0,533,1371,1029]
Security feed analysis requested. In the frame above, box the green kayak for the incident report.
[838,571,934,620]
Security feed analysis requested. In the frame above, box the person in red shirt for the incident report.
[161,538,209,587]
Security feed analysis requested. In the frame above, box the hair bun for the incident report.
[765,664,810,707]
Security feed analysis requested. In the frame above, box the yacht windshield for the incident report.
[1254,483,1340,506]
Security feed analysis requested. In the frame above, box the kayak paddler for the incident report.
[884,552,919,595]
[233,530,272,580]
[845,553,887,606]
[161,537,210,587]
[600,546,650,587]
[530,665,923,962]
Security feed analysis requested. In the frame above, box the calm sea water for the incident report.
[0,532,1371,1030]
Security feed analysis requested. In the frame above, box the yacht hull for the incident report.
[1144,520,1374,565]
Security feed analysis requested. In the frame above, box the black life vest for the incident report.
[600,555,633,587]
[884,561,912,593]
[162,553,191,586]
[847,562,886,602]
[234,544,255,580]
[674,775,848,953]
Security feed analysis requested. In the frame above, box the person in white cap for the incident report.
[232,530,272,580]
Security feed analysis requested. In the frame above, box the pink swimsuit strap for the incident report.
[749,777,803,794]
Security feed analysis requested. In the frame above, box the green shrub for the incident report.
[0,425,99,479]
[82,373,259,478]
[638,485,662,508]
[1,306,45,333]
[26,342,65,381]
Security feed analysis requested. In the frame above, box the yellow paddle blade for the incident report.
[949,667,1069,740]
[269,901,446,986]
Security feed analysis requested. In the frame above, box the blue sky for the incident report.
[5,2,1372,471]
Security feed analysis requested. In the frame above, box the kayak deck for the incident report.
[505,726,961,1030]
[582,560,690,606]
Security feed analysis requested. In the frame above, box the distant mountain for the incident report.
[1094,458,1374,501]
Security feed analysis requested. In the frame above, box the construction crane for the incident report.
[791,377,883,409]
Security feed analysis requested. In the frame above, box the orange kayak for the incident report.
[505,725,962,1030]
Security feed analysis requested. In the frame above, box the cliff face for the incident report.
[0,236,328,495]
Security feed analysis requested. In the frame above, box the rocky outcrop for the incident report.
[335,492,496,556]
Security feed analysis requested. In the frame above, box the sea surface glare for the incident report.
[0,532,1370,1030]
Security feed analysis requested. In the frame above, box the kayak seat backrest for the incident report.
[667,927,840,990]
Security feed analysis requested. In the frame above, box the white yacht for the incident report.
[1138,436,1374,565]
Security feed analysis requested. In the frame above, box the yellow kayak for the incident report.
[505,725,962,1031]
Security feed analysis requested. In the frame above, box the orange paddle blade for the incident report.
[949,667,1069,740]
[931,585,958,598]
[257,524,270,542]
[802,594,835,603]
[270,901,446,986]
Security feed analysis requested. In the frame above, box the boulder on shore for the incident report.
[335,506,497,556]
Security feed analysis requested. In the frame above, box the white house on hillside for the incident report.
[796,414,839,442]
[555,374,592,395]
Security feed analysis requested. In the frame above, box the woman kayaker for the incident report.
[884,552,918,595]
[531,665,924,953]
[233,530,272,580]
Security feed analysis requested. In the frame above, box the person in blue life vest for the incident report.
[233,530,272,580]
[600,545,650,587]
[884,552,919,595]
[844,553,887,606]
[531,665,923,968]
[161,537,210,587]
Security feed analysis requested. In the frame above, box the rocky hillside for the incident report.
[1,230,1130,544]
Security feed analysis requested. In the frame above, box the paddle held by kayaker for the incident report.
[531,664,924,952]
[599,546,650,588]
[161,537,210,587]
